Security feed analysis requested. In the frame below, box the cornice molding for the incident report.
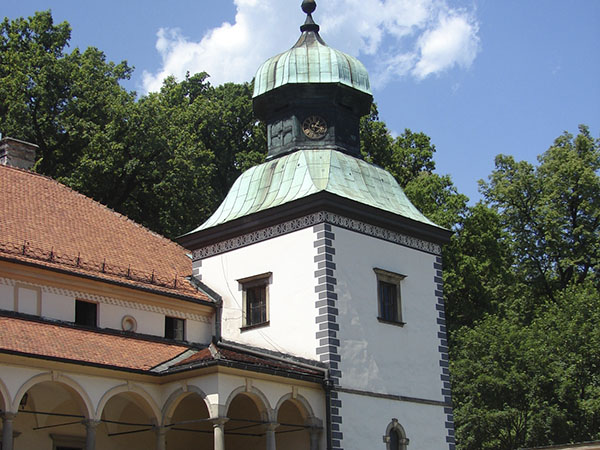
[192,211,441,260]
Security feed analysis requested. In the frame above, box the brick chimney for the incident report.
[0,136,38,170]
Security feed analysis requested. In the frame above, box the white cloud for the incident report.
[141,0,480,93]
[412,12,480,79]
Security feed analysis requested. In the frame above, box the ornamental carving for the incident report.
[192,212,441,260]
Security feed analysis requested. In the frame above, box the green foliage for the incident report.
[0,13,265,238]
[480,125,600,300]
[0,11,134,177]
[452,281,600,449]
[443,203,516,330]
[452,126,600,449]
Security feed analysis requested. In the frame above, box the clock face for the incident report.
[302,115,328,139]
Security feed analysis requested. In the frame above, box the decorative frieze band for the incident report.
[193,212,441,260]
[0,277,211,323]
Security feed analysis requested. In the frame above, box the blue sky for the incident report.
[4,0,599,203]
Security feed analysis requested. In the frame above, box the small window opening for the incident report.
[383,419,409,449]
[165,316,185,340]
[246,285,267,326]
[238,272,272,330]
[75,300,97,327]
[374,268,406,326]
[379,280,399,322]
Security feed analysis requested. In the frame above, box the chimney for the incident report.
[0,136,38,170]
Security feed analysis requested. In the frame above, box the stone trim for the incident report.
[313,223,343,450]
[193,212,441,260]
[434,257,456,450]
[0,277,211,323]
[336,386,450,407]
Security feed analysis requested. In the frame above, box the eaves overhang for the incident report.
[0,254,216,308]
[177,190,452,253]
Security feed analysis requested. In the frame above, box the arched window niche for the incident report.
[383,418,409,450]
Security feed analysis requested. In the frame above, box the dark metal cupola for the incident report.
[253,0,373,160]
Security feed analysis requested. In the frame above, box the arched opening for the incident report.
[225,392,267,450]
[13,380,89,449]
[165,392,212,450]
[276,399,311,450]
[97,391,158,450]
[384,418,409,450]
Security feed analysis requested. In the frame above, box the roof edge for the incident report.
[0,254,216,307]
[178,191,451,251]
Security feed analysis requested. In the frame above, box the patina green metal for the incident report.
[190,150,436,232]
[252,11,371,98]
[185,2,438,235]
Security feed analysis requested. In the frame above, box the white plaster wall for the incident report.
[199,227,319,360]
[41,291,75,321]
[0,277,212,342]
[100,302,163,335]
[333,226,443,402]
[16,286,38,315]
[339,391,448,450]
[186,319,213,344]
[96,303,211,343]
[0,283,13,311]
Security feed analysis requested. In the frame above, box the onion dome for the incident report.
[252,1,373,160]
[253,1,371,99]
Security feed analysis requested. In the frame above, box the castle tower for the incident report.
[179,2,455,448]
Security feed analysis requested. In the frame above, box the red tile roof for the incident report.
[0,165,209,301]
[0,315,189,371]
[0,315,324,380]
[176,344,324,377]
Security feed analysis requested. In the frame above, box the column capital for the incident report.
[264,422,279,432]
[1,411,17,421]
[210,416,229,427]
[154,425,168,435]
[82,419,101,428]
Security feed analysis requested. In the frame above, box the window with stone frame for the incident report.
[383,418,409,449]
[374,268,406,325]
[238,272,272,329]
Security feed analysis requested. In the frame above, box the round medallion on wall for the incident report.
[121,315,137,332]
[302,115,328,139]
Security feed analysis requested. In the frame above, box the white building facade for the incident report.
[1,2,454,449]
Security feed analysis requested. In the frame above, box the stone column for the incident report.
[1,412,16,450]
[84,419,101,450]
[309,426,322,450]
[211,417,229,450]
[264,422,279,450]
[155,426,167,450]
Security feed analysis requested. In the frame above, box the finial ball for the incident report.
[302,0,317,15]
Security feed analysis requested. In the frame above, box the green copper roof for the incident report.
[253,32,371,98]
[190,150,437,233]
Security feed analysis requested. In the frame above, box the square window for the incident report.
[75,300,97,327]
[238,272,271,330]
[165,317,185,340]
[374,268,406,325]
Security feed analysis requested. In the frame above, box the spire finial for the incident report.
[300,0,320,33]
[302,0,316,15]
